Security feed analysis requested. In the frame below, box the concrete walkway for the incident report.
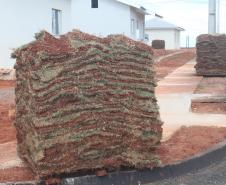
[156,59,226,140]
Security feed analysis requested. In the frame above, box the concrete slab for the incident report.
[156,59,226,140]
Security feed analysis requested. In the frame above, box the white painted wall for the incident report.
[130,7,145,41]
[0,0,146,68]
[0,0,72,68]
[71,0,131,37]
[145,29,181,49]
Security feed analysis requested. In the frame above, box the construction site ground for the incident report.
[1,49,226,183]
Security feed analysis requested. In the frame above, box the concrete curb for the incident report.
[5,139,226,185]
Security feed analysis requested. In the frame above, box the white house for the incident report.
[145,17,184,49]
[0,0,150,68]
[71,0,150,40]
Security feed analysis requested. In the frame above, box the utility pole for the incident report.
[186,35,190,48]
[208,0,220,34]
[217,0,220,33]
[208,0,217,34]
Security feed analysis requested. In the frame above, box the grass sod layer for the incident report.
[12,30,163,178]
[196,34,226,76]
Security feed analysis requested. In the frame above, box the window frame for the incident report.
[52,8,62,35]
[131,19,135,35]
[91,0,98,8]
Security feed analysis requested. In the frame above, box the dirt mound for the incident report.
[158,126,226,165]
[12,30,163,177]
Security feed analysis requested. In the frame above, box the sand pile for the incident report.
[12,30,163,177]
[196,34,226,76]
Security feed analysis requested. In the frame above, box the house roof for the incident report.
[145,17,185,31]
[115,0,152,15]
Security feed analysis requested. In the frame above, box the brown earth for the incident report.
[0,81,36,183]
[152,49,179,58]
[157,126,226,165]
[0,167,35,183]
[154,49,196,81]
[0,80,15,88]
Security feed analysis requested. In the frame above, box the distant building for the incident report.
[145,17,185,49]
[0,0,150,68]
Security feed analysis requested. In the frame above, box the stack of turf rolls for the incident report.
[196,34,226,76]
[12,30,163,177]
[152,40,165,49]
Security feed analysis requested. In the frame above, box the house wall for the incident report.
[130,7,145,41]
[0,0,72,68]
[71,0,131,37]
[175,30,181,49]
[145,29,181,49]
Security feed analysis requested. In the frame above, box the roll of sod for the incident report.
[152,40,165,49]
[196,34,226,76]
[12,30,163,177]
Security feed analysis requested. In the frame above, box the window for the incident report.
[91,0,98,8]
[131,19,135,34]
[52,9,62,35]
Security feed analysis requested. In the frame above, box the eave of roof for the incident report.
[115,0,151,15]
[145,17,185,31]
[146,27,185,31]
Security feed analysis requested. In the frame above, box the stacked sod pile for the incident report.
[196,34,226,76]
[12,30,163,177]
[152,40,165,49]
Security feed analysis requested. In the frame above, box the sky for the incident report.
[129,0,226,47]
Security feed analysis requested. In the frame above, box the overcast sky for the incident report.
[129,0,226,47]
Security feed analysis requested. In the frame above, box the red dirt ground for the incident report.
[154,49,196,81]
[1,55,226,183]
[0,81,35,183]
[157,126,226,165]
[153,49,179,58]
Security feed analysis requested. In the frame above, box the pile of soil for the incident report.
[157,126,226,165]
[154,50,196,81]
[196,34,226,76]
[12,30,162,177]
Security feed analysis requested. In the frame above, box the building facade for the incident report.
[145,17,184,49]
[0,0,148,68]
